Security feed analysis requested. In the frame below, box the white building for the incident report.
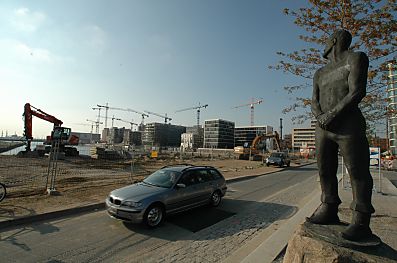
[292,121,316,150]
[180,133,200,150]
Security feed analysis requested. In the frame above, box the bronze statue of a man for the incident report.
[309,29,375,241]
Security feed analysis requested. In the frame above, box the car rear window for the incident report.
[195,169,213,183]
[209,169,223,179]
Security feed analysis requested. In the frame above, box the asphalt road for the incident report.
[0,164,319,263]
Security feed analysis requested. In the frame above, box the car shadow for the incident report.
[122,198,296,242]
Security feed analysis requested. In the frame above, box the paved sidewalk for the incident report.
[234,171,397,263]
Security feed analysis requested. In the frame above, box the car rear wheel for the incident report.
[210,190,222,207]
[144,204,164,228]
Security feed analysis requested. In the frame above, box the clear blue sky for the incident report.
[1,0,312,138]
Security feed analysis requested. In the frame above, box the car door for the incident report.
[194,169,215,203]
[166,171,200,212]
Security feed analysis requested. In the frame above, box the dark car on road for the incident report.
[106,165,227,227]
[265,152,291,167]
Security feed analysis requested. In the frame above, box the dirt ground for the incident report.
[0,155,307,221]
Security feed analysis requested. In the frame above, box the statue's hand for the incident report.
[317,111,335,130]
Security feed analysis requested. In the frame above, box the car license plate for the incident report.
[108,207,117,214]
[117,210,130,218]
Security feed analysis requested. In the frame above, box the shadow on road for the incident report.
[123,199,296,241]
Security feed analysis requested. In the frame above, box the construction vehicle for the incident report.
[234,131,281,160]
[23,103,79,157]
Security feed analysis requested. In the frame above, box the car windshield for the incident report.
[270,153,284,158]
[143,169,180,188]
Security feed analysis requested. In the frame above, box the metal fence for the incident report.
[0,154,152,199]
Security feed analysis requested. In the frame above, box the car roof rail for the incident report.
[161,163,195,169]
[181,165,217,172]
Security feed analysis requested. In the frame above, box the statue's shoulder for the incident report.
[347,51,369,67]
[314,66,325,78]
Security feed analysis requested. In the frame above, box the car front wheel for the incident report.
[144,204,164,228]
[0,183,6,202]
[210,190,222,207]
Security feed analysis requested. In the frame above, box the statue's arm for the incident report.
[329,52,369,117]
[311,71,323,118]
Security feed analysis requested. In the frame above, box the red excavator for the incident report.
[23,103,79,156]
[234,131,281,160]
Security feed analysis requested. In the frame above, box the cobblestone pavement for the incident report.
[128,174,318,263]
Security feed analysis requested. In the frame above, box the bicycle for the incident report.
[0,182,6,202]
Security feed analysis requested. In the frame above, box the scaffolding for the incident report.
[388,63,397,155]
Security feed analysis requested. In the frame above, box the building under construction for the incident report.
[234,125,273,147]
[142,122,186,147]
[71,132,100,144]
[204,119,235,149]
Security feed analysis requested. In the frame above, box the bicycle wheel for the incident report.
[0,183,6,202]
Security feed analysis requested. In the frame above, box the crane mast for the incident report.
[92,107,102,134]
[175,103,208,130]
[96,103,109,128]
[233,98,263,126]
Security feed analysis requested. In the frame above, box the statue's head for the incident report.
[322,29,352,59]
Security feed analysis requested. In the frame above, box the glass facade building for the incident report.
[388,63,397,155]
[204,119,235,149]
[234,125,273,147]
[142,123,186,147]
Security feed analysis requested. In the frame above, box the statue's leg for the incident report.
[339,134,375,240]
[307,128,341,224]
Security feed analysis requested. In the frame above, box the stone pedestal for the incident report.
[283,222,395,263]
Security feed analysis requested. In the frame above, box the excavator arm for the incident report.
[23,103,63,151]
[251,131,281,152]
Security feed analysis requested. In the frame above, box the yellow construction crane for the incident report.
[91,107,102,133]
[119,119,138,130]
[233,98,263,126]
[97,104,149,126]
[144,110,172,124]
[86,119,103,133]
[175,103,208,128]
[111,116,122,128]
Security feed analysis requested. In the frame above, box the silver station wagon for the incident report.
[106,165,227,227]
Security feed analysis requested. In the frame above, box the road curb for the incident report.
[227,161,316,183]
[0,161,316,231]
[0,203,105,230]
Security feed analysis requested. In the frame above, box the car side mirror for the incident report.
[176,183,186,189]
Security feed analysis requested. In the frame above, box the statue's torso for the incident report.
[318,57,351,113]
[316,54,366,135]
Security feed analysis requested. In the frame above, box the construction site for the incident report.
[0,100,300,215]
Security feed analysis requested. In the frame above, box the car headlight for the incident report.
[122,201,143,208]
